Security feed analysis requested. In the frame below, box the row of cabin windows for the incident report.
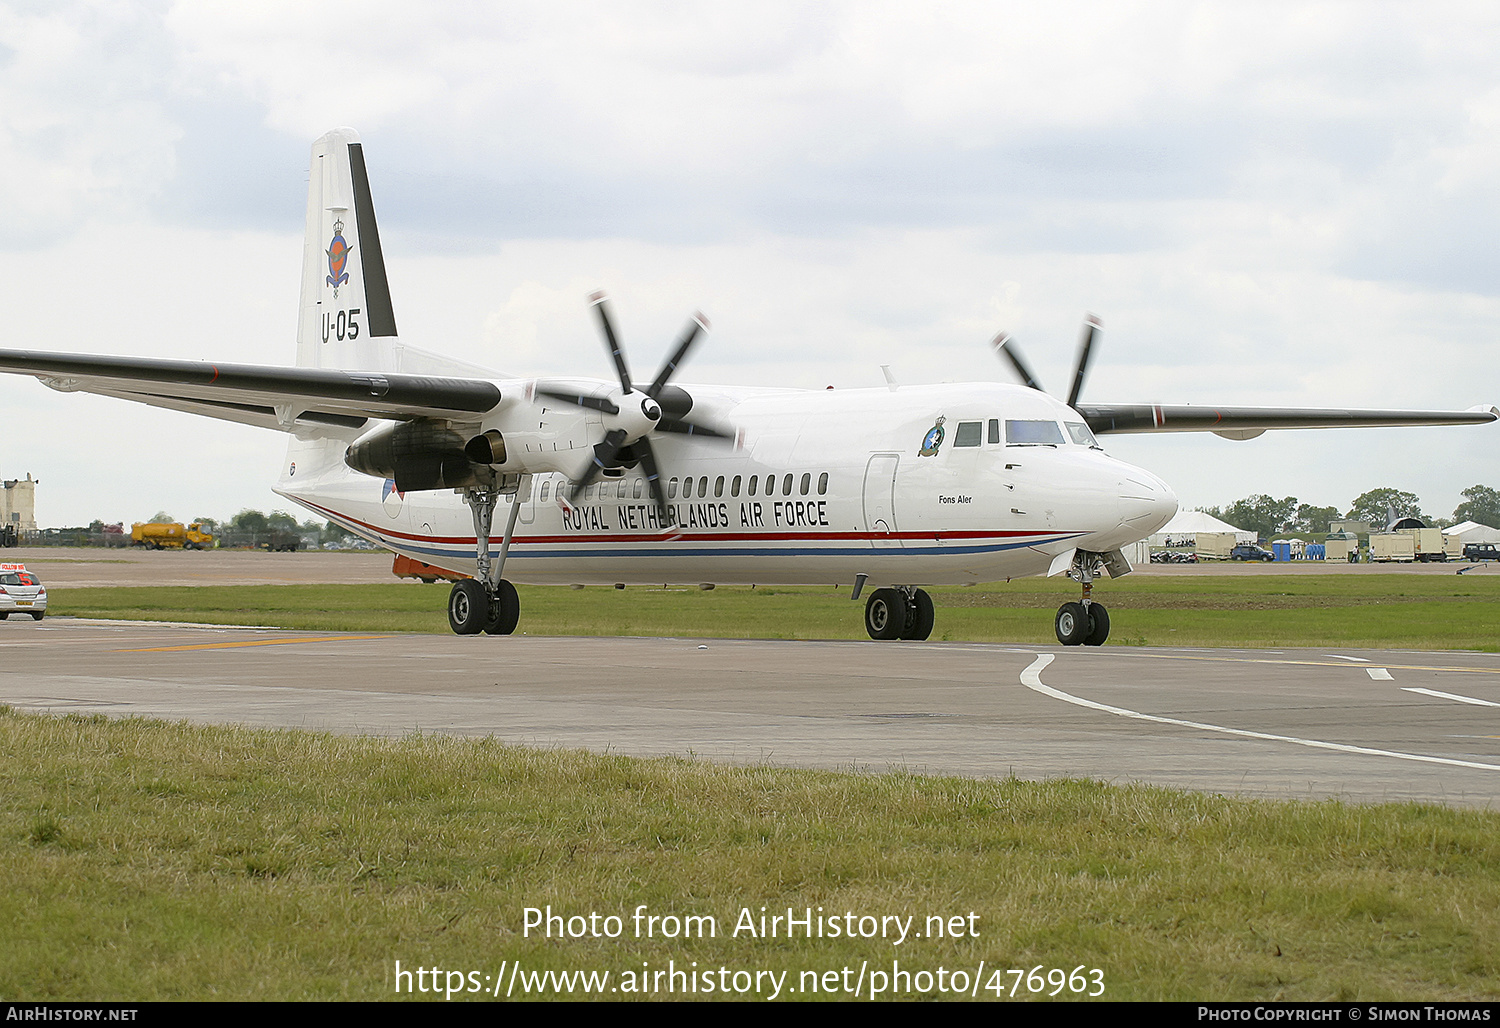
[535,472,832,503]
[950,418,1100,449]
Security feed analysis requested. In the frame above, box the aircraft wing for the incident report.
[1077,402,1500,440]
[0,348,502,433]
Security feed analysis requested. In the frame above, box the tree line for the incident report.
[1199,485,1500,541]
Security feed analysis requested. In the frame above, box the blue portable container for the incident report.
[1272,541,1291,561]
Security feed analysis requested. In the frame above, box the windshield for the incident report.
[1065,421,1101,448]
[1005,420,1065,446]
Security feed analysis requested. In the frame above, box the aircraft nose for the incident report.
[1118,467,1177,536]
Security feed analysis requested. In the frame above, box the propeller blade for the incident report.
[647,313,709,397]
[589,292,634,394]
[633,435,673,526]
[1066,314,1101,409]
[536,388,620,415]
[570,427,628,500]
[655,417,734,440]
[992,332,1044,393]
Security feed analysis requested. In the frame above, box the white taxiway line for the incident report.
[1019,653,1500,773]
[1366,668,1394,680]
[1402,687,1500,708]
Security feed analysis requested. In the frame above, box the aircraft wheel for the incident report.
[1083,602,1109,646]
[864,589,908,641]
[448,580,488,635]
[902,589,935,641]
[1054,602,1089,646]
[484,580,520,636]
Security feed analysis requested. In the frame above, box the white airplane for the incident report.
[3,129,1495,644]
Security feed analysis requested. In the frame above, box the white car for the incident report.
[0,563,46,620]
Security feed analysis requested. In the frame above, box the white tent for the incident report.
[1150,509,1257,546]
[1442,520,1500,545]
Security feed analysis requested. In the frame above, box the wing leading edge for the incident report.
[0,349,501,433]
[1078,403,1500,440]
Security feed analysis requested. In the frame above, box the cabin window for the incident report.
[988,419,1001,444]
[748,475,758,496]
[782,473,793,496]
[617,480,627,499]
[633,478,643,499]
[700,476,710,497]
[818,472,828,495]
[715,476,725,498]
[1065,422,1100,448]
[539,481,551,502]
[668,478,679,499]
[731,475,741,497]
[954,421,983,447]
[1006,420,1065,446]
[800,473,811,495]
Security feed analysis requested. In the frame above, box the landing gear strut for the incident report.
[449,473,528,636]
[863,586,935,641]
[1055,551,1109,646]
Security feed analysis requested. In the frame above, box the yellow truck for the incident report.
[130,522,214,550]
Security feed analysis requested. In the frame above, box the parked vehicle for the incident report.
[0,563,45,620]
[1229,544,1275,562]
[131,522,214,550]
[1463,542,1500,561]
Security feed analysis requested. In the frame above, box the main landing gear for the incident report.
[1055,551,1109,646]
[862,586,935,641]
[447,474,528,636]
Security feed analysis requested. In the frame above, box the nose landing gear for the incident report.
[1055,551,1111,646]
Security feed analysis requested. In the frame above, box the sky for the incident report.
[3,1,1499,528]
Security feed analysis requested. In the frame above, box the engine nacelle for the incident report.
[345,419,477,491]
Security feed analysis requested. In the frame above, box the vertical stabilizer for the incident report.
[295,128,401,371]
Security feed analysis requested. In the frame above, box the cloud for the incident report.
[2,1,1498,525]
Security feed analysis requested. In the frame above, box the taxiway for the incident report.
[2,618,1496,808]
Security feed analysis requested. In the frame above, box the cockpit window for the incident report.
[1065,422,1101,448]
[1005,420,1065,446]
[953,421,983,447]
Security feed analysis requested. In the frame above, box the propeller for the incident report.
[991,313,1102,409]
[536,292,736,523]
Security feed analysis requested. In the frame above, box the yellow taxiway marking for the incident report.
[117,635,391,653]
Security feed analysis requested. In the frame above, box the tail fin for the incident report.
[296,128,400,371]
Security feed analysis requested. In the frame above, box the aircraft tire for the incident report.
[1083,602,1109,646]
[484,580,520,636]
[902,589,935,641]
[448,580,488,635]
[865,589,908,641]
[1054,602,1089,646]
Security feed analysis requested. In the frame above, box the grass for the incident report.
[3,708,1498,1001]
[49,573,1500,650]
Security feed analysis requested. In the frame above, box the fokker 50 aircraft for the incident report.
[2,129,1495,644]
